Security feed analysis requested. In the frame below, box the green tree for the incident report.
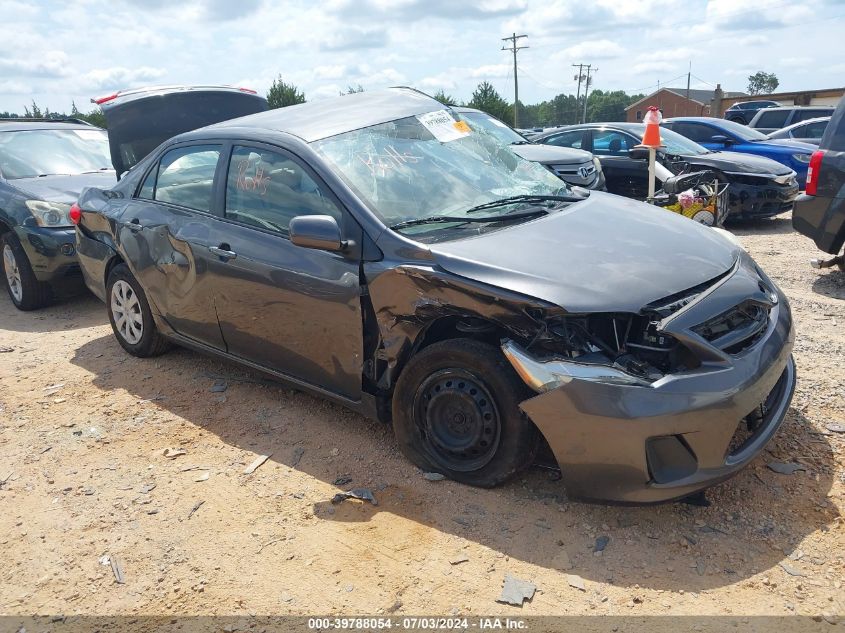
[586,89,643,123]
[468,81,512,126]
[432,89,458,106]
[24,100,44,118]
[747,71,779,95]
[266,75,306,109]
[341,84,365,95]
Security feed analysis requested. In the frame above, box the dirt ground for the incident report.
[1,212,843,622]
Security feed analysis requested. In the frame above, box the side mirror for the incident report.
[289,215,344,252]
[710,135,732,144]
[628,147,649,160]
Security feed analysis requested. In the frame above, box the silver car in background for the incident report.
[453,107,606,190]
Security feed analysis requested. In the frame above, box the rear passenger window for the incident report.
[756,110,789,128]
[225,146,341,234]
[544,130,584,149]
[153,145,221,212]
[794,109,832,122]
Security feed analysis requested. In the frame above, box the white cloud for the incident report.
[557,39,625,60]
[77,66,167,93]
[0,51,71,78]
[470,64,511,79]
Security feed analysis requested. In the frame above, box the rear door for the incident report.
[209,143,364,399]
[588,129,646,198]
[120,142,229,349]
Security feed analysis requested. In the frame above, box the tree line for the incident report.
[266,75,645,129]
[1,100,105,127]
[2,77,645,130]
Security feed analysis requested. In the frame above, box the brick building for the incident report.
[625,88,746,123]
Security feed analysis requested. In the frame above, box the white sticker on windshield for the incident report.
[73,130,105,140]
[417,110,471,143]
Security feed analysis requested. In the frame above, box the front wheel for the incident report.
[1,232,52,311]
[392,338,539,487]
[106,263,171,357]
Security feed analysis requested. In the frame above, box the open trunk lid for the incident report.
[94,85,268,176]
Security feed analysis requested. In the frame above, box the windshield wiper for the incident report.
[390,210,547,231]
[464,194,579,214]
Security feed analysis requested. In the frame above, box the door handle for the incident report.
[209,244,237,260]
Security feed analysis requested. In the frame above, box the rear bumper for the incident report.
[514,268,795,503]
[14,226,81,283]
[726,182,799,219]
[75,230,115,302]
[793,193,845,255]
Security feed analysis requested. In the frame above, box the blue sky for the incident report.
[1,0,843,113]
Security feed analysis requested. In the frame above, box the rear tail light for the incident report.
[805,150,824,196]
[238,87,258,94]
[69,203,82,225]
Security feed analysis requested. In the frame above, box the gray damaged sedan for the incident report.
[73,88,795,503]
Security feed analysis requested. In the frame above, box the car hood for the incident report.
[681,150,794,176]
[429,192,739,313]
[510,143,593,165]
[10,171,117,204]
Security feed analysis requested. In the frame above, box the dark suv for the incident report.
[793,98,845,271]
[724,100,780,125]
[0,118,115,309]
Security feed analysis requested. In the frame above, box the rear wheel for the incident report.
[106,263,171,357]
[392,338,539,487]
[1,232,52,311]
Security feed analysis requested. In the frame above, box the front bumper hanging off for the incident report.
[503,268,796,504]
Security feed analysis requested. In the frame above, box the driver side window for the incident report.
[224,146,342,235]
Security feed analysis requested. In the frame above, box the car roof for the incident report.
[729,100,779,106]
[536,122,645,136]
[0,119,102,132]
[751,105,835,112]
[771,116,831,132]
[202,87,446,143]
[663,117,725,123]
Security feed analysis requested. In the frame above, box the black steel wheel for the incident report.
[414,369,502,472]
[392,338,539,487]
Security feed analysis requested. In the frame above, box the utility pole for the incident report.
[686,60,691,114]
[572,64,584,123]
[582,65,596,124]
[502,33,528,128]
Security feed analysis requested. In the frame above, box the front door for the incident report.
[120,143,227,350]
[210,144,364,400]
[590,130,647,198]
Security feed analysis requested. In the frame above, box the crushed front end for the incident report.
[502,253,796,503]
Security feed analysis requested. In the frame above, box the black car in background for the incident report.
[73,88,795,503]
[723,100,780,125]
[793,98,845,270]
[0,118,115,309]
[532,123,799,219]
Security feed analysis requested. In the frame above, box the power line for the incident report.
[502,33,528,127]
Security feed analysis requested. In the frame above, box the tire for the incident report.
[1,232,52,311]
[727,116,747,125]
[106,263,171,357]
[391,338,539,487]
